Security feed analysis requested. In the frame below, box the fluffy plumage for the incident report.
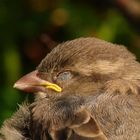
[1,37,140,140]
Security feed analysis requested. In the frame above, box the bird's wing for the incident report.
[68,109,108,140]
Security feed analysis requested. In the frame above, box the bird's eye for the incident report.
[57,71,72,82]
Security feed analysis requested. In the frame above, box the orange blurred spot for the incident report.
[50,8,69,26]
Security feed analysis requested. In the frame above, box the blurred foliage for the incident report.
[0,0,140,126]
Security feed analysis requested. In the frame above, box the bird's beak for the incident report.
[13,70,62,93]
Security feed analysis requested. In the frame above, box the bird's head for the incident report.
[14,37,140,97]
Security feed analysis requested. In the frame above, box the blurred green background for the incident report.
[0,0,140,126]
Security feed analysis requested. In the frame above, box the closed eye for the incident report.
[56,71,73,82]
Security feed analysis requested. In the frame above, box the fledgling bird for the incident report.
[1,37,140,140]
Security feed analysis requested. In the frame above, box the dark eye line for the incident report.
[53,70,74,82]
[56,69,71,77]
[52,69,80,83]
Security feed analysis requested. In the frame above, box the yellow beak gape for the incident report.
[40,81,62,93]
